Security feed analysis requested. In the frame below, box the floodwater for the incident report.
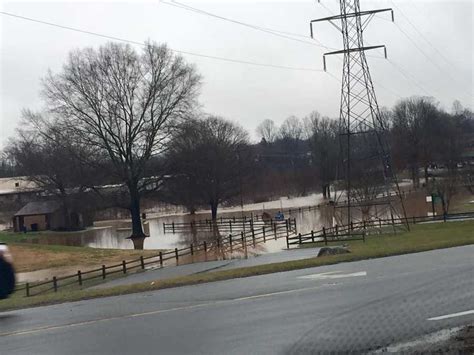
[20,205,329,252]
[87,205,329,250]
[20,190,428,252]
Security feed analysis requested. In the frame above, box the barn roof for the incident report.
[14,201,61,217]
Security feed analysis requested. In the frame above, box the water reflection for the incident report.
[21,194,420,252]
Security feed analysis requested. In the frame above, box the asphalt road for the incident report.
[93,247,321,289]
[0,245,473,354]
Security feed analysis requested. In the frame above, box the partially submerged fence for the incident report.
[163,217,296,234]
[16,211,473,297]
[286,211,474,248]
[16,218,297,297]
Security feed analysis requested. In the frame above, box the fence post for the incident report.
[78,270,82,286]
[298,233,302,244]
[323,227,328,246]
[53,276,57,292]
[159,252,163,267]
[335,224,339,236]
[350,221,354,231]
[122,260,127,274]
[172,222,175,234]
[273,223,277,240]
[252,229,256,247]
[294,218,297,231]
[175,248,179,265]
[102,265,106,279]
[311,230,315,243]
[163,223,165,233]
[286,231,290,249]
[363,221,366,230]
[379,218,382,228]
[204,241,207,261]
[140,256,145,270]
[285,219,289,234]
[26,282,30,297]
[190,244,194,255]
[229,235,233,254]
[263,227,266,243]
[229,220,232,233]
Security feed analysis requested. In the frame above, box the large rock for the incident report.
[317,246,350,257]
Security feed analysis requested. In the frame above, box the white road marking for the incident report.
[298,271,367,280]
[427,309,474,321]
[0,284,331,338]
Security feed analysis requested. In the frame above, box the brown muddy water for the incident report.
[21,191,430,251]
[21,206,329,251]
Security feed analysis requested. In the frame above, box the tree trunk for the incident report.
[210,201,218,221]
[60,194,71,230]
[128,184,147,249]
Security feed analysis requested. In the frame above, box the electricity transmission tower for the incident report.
[310,0,408,231]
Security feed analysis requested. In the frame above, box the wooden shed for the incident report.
[13,201,69,232]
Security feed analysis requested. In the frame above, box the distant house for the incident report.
[13,201,82,232]
[0,176,42,204]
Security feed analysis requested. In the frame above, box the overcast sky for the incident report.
[0,0,472,147]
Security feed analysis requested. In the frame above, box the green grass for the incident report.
[1,220,473,312]
[0,231,159,273]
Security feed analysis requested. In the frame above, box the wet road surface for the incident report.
[0,245,473,354]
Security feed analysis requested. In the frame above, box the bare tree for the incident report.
[256,119,278,143]
[279,116,303,141]
[167,116,250,220]
[41,42,201,248]
[306,114,339,199]
[302,111,321,140]
[7,110,102,229]
[391,97,440,187]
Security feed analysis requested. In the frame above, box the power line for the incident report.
[317,1,467,103]
[392,21,472,102]
[0,10,328,73]
[385,1,472,102]
[161,0,334,50]
[391,0,466,79]
[316,1,403,101]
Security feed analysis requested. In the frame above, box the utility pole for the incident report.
[310,0,408,230]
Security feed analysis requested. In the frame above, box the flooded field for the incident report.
[19,190,433,251]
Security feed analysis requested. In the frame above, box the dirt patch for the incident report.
[9,244,159,274]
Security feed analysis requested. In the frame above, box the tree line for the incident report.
[1,41,472,247]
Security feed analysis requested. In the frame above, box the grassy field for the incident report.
[0,231,159,273]
[0,220,472,312]
[450,194,474,213]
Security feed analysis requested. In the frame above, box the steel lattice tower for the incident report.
[311,0,408,230]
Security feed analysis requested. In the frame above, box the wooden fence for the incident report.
[163,217,296,234]
[16,219,297,297]
[286,211,474,248]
